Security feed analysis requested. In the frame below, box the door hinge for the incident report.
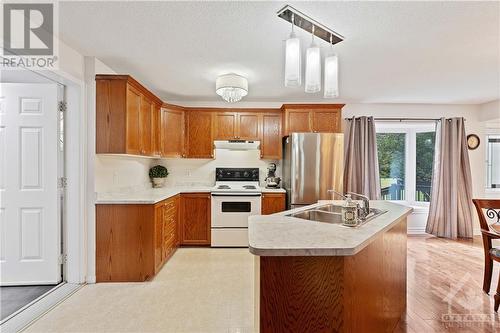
[58,177,67,188]
[58,254,67,265]
[58,101,67,112]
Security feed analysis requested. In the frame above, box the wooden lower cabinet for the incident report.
[96,195,180,282]
[261,193,286,215]
[180,193,211,245]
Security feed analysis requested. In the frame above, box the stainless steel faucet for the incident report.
[347,192,370,220]
[327,189,347,200]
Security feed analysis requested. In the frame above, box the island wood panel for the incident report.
[260,113,282,159]
[180,193,211,245]
[184,111,214,158]
[238,112,260,140]
[96,204,155,282]
[259,217,407,333]
[214,112,238,140]
[95,79,127,153]
[161,106,185,157]
[125,84,142,155]
[261,193,286,215]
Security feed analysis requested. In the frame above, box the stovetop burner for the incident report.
[243,185,256,189]
[217,185,231,189]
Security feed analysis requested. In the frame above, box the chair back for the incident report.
[473,199,500,233]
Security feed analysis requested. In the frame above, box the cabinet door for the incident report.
[185,111,214,158]
[260,113,282,159]
[152,104,161,157]
[125,85,141,155]
[214,112,237,140]
[154,204,164,274]
[180,193,211,245]
[238,112,260,140]
[261,193,286,215]
[139,95,153,155]
[312,110,341,133]
[161,107,185,157]
[285,110,311,134]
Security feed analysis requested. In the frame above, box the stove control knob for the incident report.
[243,171,250,178]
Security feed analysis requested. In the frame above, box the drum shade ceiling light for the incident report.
[216,74,248,103]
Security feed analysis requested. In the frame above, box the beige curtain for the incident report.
[426,118,474,239]
[343,116,381,199]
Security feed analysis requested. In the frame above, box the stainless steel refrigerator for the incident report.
[282,133,344,209]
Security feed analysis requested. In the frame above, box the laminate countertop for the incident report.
[96,186,286,204]
[248,200,413,256]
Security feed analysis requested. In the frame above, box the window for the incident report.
[376,123,436,205]
[486,135,500,189]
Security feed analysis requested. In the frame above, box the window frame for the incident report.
[486,132,500,193]
[375,122,436,207]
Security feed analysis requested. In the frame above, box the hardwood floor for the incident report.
[398,235,500,332]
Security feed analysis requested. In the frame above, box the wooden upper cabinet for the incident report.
[184,110,214,158]
[282,104,344,135]
[214,112,238,140]
[152,104,161,157]
[238,112,260,140]
[125,85,141,155]
[139,95,153,155]
[261,113,282,160]
[96,75,163,156]
[214,111,260,140]
[180,193,211,245]
[312,110,341,133]
[161,105,185,158]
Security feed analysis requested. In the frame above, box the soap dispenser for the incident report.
[342,194,358,226]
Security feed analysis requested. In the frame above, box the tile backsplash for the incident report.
[95,149,280,193]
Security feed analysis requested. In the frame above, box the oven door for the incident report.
[211,193,262,228]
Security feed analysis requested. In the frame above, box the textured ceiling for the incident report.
[59,1,499,104]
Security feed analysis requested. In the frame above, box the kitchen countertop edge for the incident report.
[248,200,413,257]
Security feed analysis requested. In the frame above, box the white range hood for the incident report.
[214,140,260,151]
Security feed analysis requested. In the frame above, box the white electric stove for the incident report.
[211,168,262,247]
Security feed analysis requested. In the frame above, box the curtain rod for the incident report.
[344,117,466,122]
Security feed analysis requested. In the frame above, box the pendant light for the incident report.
[324,34,339,98]
[284,13,301,87]
[305,25,321,93]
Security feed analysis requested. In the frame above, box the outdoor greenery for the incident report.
[149,165,169,178]
[377,133,406,184]
[415,132,436,184]
[376,131,435,202]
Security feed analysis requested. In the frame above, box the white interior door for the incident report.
[0,83,62,285]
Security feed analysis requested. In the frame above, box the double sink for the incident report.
[286,204,387,227]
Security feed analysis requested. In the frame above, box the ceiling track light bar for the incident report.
[277,5,344,45]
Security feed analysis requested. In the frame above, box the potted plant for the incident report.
[149,165,169,188]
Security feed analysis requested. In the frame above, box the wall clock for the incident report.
[467,134,480,150]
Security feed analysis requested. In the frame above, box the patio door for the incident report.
[0,83,62,285]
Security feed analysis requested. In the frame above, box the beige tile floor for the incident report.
[24,248,255,333]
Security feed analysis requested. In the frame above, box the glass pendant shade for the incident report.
[284,33,301,87]
[305,45,321,93]
[324,54,339,98]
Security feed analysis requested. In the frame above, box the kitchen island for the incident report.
[248,200,412,333]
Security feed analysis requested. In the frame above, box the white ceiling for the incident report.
[59,1,499,104]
